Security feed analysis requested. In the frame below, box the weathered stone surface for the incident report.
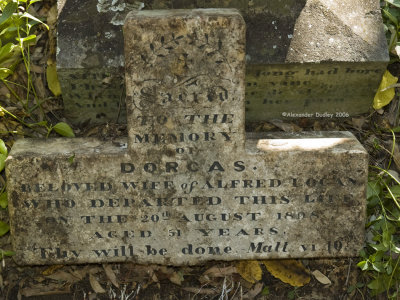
[7,132,368,265]
[7,9,368,265]
[123,9,246,153]
[57,0,388,125]
[245,62,386,120]
[57,0,134,124]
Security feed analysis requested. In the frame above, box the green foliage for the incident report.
[359,132,400,298]
[382,0,400,62]
[52,122,75,138]
[0,0,74,138]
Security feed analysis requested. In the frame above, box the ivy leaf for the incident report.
[373,70,398,110]
[52,122,75,138]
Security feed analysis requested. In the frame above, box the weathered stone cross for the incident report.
[7,9,367,265]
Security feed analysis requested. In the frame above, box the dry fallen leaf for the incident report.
[89,274,106,294]
[103,264,119,288]
[236,260,262,284]
[312,270,332,285]
[168,271,184,286]
[263,260,310,287]
[20,283,70,297]
[351,117,366,130]
[203,265,237,277]
[46,270,81,284]
[42,265,64,276]
[373,70,398,110]
[243,282,263,299]
[392,143,400,172]
[182,287,218,295]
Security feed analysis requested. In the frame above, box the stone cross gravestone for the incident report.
[7,9,368,265]
[57,0,388,126]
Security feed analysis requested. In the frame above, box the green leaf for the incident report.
[388,185,400,197]
[46,63,61,96]
[373,70,398,109]
[386,0,400,8]
[33,120,48,127]
[357,260,369,271]
[0,192,7,209]
[367,180,382,199]
[0,67,12,79]
[383,230,391,247]
[0,250,14,257]
[0,153,6,172]
[16,34,36,47]
[52,122,75,138]
[0,139,7,155]
[261,286,269,296]
[372,262,386,273]
[383,8,399,27]
[0,221,9,237]
[27,0,43,6]
[21,12,49,30]
[0,1,17,26]
[367,278,382,290]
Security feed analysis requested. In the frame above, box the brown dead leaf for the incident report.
[236,260,262,284]
[103,264,119,288]
[243,282,263,299]
[351,117,366,130]
[42,265,63,276]
[312,270,332,285]
[20,283,70,297]
[168,271,184,286]
[89,274,106,294]
[203,265,237,277]
[392,143,400,172]
[182,287,218,295]
[46,271,81,284]
[269,119,302,132]
[46,5,58,28]
[263,260,310,287]
[31,64,44,73]
[313,121,322,131]
[35,76,46,99]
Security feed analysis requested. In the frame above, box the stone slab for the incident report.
[7,132,367,265]
[57,0,388,125]
[245,62,386,120]
[7,9,368,265]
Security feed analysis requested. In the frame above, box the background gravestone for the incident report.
[7,9,368,265]
[57,0,389,126]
